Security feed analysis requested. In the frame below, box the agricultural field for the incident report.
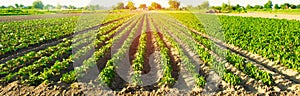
[0,10,300,95]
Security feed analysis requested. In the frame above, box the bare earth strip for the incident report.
[217,12,300,21]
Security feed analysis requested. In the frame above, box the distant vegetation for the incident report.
[112,0,180,10]
[210,0,300,13]
[0,0,106,16]
[1,0,300,16]
[111,0,300,14]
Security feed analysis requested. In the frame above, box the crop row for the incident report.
[0,13,135,86]
[0,24,104,78]
[131,16,147,86]
[153,13,242,85]
[150,14,206,87]
[0,39,72,78]
[167,13,274,86]
[0,13,132,56]
[220,16,300,72]
[148,16,175,86]
[0,40,72,83]
[0,16,129,79]
[29,15,131,85]
[169,13,300,73]
[99,14,144,86]
[60,14,142,84]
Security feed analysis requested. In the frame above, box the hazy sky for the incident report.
[1,0,300,7]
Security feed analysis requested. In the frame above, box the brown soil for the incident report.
[2,80,300,95]
[128,32,155,74]
[126,15,161,91]
[129,35,140,65]
[76,18,129,82]
[143,17,155,74]
[109,15,145,90]
[149,17,181,83]
[157,32,181,81]
[127,14,145,72]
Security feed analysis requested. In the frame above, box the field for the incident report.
[218,12,300,21]
[247,9,300,15]
[0,9,99,16]
[0,10,300,95]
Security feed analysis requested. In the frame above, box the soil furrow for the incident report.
[109,14,145,91]
[151,14,203,90]
[72,15,138,68]
[149,15,181,88]
[78,15,144,89]
[140,14,162,90]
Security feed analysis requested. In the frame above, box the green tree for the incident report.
[297,4,300,9]
[94,5,102,10]
[236,4,241,9]
[290,4,297,9]
[264,0,273,9]
[44,4,54,10]
[8,5,14,9]
[168,0,180,10]
[186,5,193,9]
[253,5,263,10]
[15,4,19,8]
[149,2,162,10]
[211,6,222,10]
[1,6,6,9]
[241,7,247,13]
[246,4,252,9]
[125,1,136,10]
[86,5,95,10]
[236,7,244,13]
[274,4,280,9]
[85,5,101,10]
[221,3,228,10]
[26,6,33,9]
[221,3,232,11]
[20,4,24,8]
[139,4,147,9]
[280,3,290,9]
[33,0,44,9]
[116,2,124,9]
[68,5,76,9]
[56,4,62,9]
[280,4,285,9]
[198,1,209,9]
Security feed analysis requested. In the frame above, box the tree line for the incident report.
[113,0,180,10]
[0,0,105,10]
[211,0,300,13]
[2,0,300,11]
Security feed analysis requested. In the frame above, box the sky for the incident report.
[1,0,300,8]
